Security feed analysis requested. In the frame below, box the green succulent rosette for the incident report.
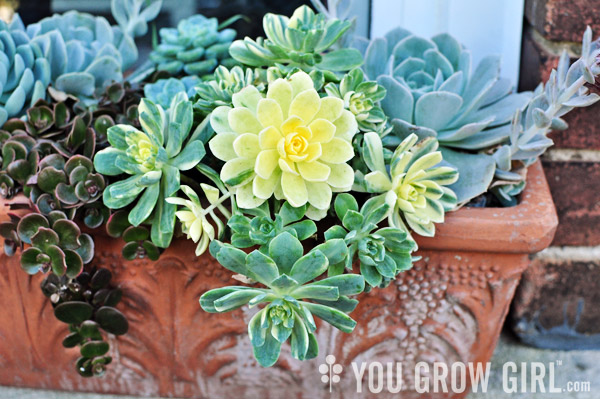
[200,232,364,367]
[149,14,237,76]
[94,94,206,247]
[357,132,459,237]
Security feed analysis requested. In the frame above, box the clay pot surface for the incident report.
[0,161,557,398]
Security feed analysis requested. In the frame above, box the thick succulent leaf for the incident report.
[214,289,265,312]
[414,91,463,131]
[309,274,365,296]
[378,75,414,123]
[364,37,389,79]
[94,148,125,176]
[334,193,358,221]
[268,232,303,275]
[312,239,348,266]
[441,147,495,204]
[289,250,328,285]
[200,287,253,313]
[169,140,205,171]
[95,306,129,335]
[128,183,160,226]
[253,332,282,367]
[17,213,49,244]
[246,250,279,286]
[302,302,356,333]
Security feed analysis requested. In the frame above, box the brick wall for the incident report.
[511,0,600,347]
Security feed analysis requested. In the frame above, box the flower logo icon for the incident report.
[319,354,343,392]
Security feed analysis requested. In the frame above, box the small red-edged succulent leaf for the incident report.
[106,210,130,238]
[17,213,49,244]
[122,226,149,242]
[54,102,70,129]
[65,155,93,177]
[46,244,67,276]
[53,219,82,250]
[21,247,45,274]
[75,233,94,264]
[31,227,60,251]
[7,159,33,183]
[64,249,83,278]
[122,241,139,260]
[55,183,79,205]
[38,167,67,193]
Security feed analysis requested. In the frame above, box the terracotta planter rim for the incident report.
[415,160,558,254]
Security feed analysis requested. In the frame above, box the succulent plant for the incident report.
[0,213,22,256]
[324,68,388,134]
[41,267,129,377]
[17,212,94,277]
[144,76,201,109]
[0,15,50,126]
[358,28,531,203]
[229,5,362,73]
[192,65,262,116]
[105,210,160,261]
[325,193,417,289]
[487,27,600,205]
[166,184,231,256]
[0,126,39,197]
[94,95,206,248]
[112,0,163,38]
[209,70,358,212]
[357,132,458,237]
[200,232,363,367]
[26,0,160,100]
[149,14,237,77]
[94,81,144,131]
[228,201,317,250]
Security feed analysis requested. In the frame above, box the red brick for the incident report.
[525,0,600,42]
[511,256,600,347]
[542,161,600,246]
[520,27,600,150]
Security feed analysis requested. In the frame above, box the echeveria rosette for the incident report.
[229,5,362,74]
[360,28,531,203]
[144,76,201,109]
[358,132,459,237]
[200,232,363,367]
[149,14,237,76]
[228,201,317,250]
[209,70,358,214]
[192,65,261,116]
[325,193,418,289]
[166,184,232,256]
[17,212,94,278]
[94,95,206,248]
[324,68,388,134]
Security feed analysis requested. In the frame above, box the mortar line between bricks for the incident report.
[535,245,600,262]
[543,148,600,162]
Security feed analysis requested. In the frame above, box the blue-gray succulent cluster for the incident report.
[0,0,161,126]
[149,14,237,77]
[355,25,600,205]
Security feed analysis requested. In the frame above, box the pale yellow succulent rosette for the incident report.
[208,71,358,214]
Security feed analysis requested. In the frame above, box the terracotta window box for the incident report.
[0,161,557,398]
